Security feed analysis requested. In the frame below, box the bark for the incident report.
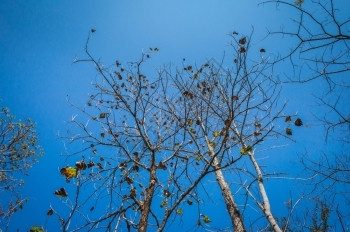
[138,164,157,232]
[202,129,246,232]
[248,152,282,232]
[212,157,246,232]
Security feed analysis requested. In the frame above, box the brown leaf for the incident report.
[158,162,167,170]
[295,118,303,126]
[87,161,95,168]
[164,189,171,197]
[285,116,292,122]
[286,128,292,135]
[54,188,68,197]
[47,208,53,216]
[253,131,261,136]
[184,65,192,71]
[239,37,246,45]
[75,160,87,170]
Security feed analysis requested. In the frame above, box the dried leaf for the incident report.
[240,146,252,155]
[295,118,303,126]
[54,188,68,197]
[239,47,246,53]
[176,208,183,214]
[239,37,246,45]
[188,119,193,126]
[184,65,192,71]
[87,161,95,168]
[232,96,239,101]
[158,162,167,170]
[75,160,87,170]
[164,189,171,197]
[203,215,211,223]
[60,167,78,179]
[286,128,292,135]
[160,201,167,207]
[47,208,53,216]
[285,116,292,122]
[29,226,45,232]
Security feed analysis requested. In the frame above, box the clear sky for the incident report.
[0,0,349,231]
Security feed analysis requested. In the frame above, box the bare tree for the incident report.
[52,30,311,232]
[261,0,350,139]
[170,32,297,231]
[262,0,350,87]
[51,33,235,232]
[0,107,43,230]
[259,0,350,230]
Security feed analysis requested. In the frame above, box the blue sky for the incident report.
[0,0,348,231]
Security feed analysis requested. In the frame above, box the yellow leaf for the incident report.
[203,215,211,223]
[160,201,167,208]
[60,167,78,179]
[193,73,198,79]
[213,131,220,137]
[29,226,45,232]
[209,142,215,148]
[188,119,193,126]
[176,208,183,214]
[240,146,252,155]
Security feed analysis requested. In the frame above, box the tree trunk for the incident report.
[248,153,282,232]
[138,165,157,232]
[212,157,246,232]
